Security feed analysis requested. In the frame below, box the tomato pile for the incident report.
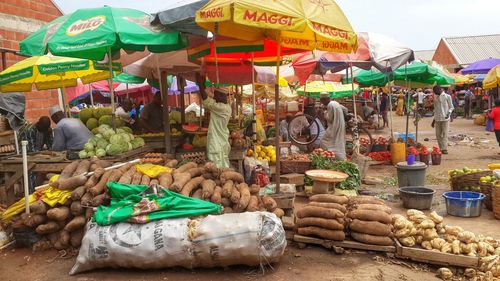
[431,146,442,155]
[359,137,371,146]
[420,145,429,155]
[374,137,388,145]
[368,151,391,162]
[313,148,335,158]
[407,146,419,155]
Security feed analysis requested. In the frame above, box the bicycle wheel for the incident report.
[288,114,320,145]
[346,126,374,156]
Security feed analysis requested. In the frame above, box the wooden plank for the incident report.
[280,173,305,186]
[394,240,479,268]
[293,235,396,253]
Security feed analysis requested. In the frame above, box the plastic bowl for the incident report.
[442,191,485,217]
[398,186,435,210]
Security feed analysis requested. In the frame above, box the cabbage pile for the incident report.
[79,107,125,133]
[78,125,145,159]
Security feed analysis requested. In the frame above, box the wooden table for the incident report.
[229,147,246,174]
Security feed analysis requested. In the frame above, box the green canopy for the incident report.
[20,6,188,60]
[93,182,222,226]
[113,72,145,84]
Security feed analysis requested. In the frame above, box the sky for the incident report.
[53,0,500,51]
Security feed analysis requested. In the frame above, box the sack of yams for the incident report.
[346,196,394,246]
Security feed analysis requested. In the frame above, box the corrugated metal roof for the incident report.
[443,34,500,66]
[414,50,435,62]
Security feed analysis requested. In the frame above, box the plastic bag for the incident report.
[135,164,172,178]
[70,212,286,275]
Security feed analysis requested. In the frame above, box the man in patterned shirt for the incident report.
[18,116,53,152]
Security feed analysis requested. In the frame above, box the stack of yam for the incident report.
[347,196,394,246]
[296,194,348,241]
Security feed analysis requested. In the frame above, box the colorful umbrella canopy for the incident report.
[113,72,145,84]
[296,81,360,98]
[483,65,500,89]
[151,0,210,36]
[461,58,500,75]
[20,6,188,60]
[292,32,414,84]
[195,0,357,53]
[0,55,117,92]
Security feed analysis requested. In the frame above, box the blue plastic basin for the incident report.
[442,191,485,217]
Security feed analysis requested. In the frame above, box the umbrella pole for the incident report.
[213,25,220,85]
[21,140,30,214]
[89,84,94,107]
[126,83,129,99]
[275,36,281,193]
[251,52,257,152]
[405,66,409,144]
[349,64,359,154]
[107,48,116,131]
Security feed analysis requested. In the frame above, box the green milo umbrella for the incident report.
[113,72,145,84]
[20,6,188,128]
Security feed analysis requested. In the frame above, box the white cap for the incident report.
[49,105,62,116]
[320,92,330,98]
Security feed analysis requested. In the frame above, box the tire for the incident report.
[287,114,320,145]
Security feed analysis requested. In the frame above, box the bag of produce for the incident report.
[70,212,286,275]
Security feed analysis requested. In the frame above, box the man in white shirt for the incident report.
[431,86,454,154]
[413,88,429,113]
[115,99,134,125]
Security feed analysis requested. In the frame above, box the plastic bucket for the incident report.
[399,186,435,210]
[396,161,427,188]
[442,191,485,217]
[432,154,442,165]
[390,143,406,165]
[420,154,430,165]
[406,154,415,165]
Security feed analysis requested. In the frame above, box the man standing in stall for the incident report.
[431,85,454,154]
[197,74,232,168]
[319,92,348,160]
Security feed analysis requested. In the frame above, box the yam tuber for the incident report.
[273,208,285,218]
[230,188,241,204]
[165,159,178,168]
[23,214,47,228]
[298,227,345,241]
[220,171,244,184]
[64,216,86,232]
[350,232,394,246]
[59,230,71,247]
[210,186,222,204]
[118,166,136,184]
[73,160,91,176]
[71,186,86,201]
[36,221,60,234]
[80,192,93,206]
[84,168,105,189]
[46,207,70,221]
[180,176,204,196]
[246,196,259,211]
[171,172,191,192]
[201,179,216,199]
[262,196,278,212]
[70,229,84,248]
[349,196,385,205]
[158,172,173,188]
[309,194,349,205]
[30,201,49,215]
[150,179,159,185]
[204,162,218,174]
[349,219,392,236]
[188,167,206,178]
[131,171,143,185]
[140,174,151,185]
[347,210,392,224]
[91,193,109,207]
[308,202,347,213]
[221,180,234,198]
[296,217,344,230]
[51,175,88,190]
[249,184,260,195]
[85,208,94,220]
[356,203,392,214]
[202,173,214,180]
[59,161,80,180]
[297,206,344,219]
[89,170,112,196]
[107,169,123,183]
[223,207,233,214]
[174,162,197,174]
[236,183,251,211]
[220,198,231,207]
[70,201,84,216]
[91,159,113,169]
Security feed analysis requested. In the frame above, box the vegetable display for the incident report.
[305,155,360,190]
[368,151,391,162]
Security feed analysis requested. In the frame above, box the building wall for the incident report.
[432,39,459,72]
[0,0,63,122]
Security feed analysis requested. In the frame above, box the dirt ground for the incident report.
[1,115,499,281]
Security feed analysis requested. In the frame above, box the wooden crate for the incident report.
[294,235,396,253]
[270,192,295,210]
[280,173,305,187]
[395,240,479,268]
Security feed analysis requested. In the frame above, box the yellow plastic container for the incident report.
[390,142,406,165]
[488,163,500,170]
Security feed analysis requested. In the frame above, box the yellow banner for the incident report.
[233,5,304,31]
[196,5,231,22]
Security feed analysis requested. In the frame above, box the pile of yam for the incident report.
[346,195,394,246]
[296,194,348,241]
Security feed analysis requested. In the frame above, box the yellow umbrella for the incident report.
[0,55,117,92]
[196,0,357,53]
[483,65,500,89]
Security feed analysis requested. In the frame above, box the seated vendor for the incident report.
[116,98,135,126]
[18,116,53,152]
[50,106,92,151]
[140,94,163,133]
